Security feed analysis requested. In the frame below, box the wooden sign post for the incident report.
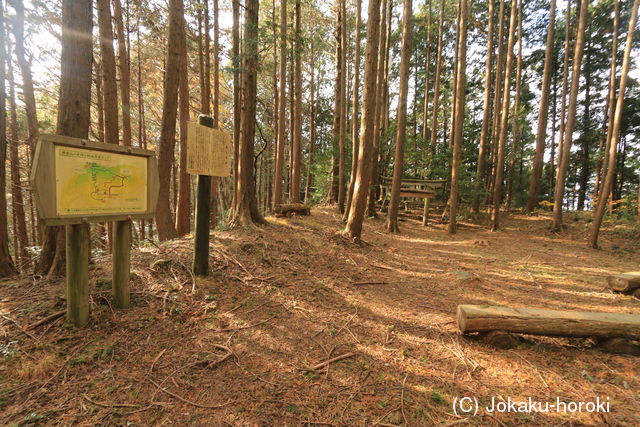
[31,134,159,326]
[187,115,231,277]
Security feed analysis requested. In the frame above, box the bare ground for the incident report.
[1,207,639,426]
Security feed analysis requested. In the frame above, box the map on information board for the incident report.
[55,145,148,216]
[187,122,231,177]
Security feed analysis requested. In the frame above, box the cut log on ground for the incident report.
[457,304,640,340]
[273,203,311,216]
[607,272,640,292]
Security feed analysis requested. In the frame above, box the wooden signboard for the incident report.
[31,134,160,327]
[187,121,231,177]
[31,134,159,225]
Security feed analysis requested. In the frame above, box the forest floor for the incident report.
[1,206,639,426]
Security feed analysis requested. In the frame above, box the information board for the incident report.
[55,145,148,216]
[31,134,159,225]
[187,122,231,177]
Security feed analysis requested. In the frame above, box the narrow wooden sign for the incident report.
[187,121,231,177]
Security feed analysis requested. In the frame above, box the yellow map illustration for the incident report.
[55,146,148,216]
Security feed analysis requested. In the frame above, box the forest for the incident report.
[1,0,640,424]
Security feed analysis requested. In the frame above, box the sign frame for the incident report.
[31,134,159,226]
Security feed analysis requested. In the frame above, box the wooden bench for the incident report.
[380,177,448,225]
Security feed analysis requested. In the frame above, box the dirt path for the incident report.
[1,207,639,425]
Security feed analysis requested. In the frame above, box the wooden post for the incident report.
[112,219,131,308]
[422,198,430,226]
[66,223,89,327]
[193,115,213,276]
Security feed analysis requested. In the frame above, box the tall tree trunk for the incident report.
[344,0,382,240]
[526,0,556,212]
[305,40,316,202]
[597,0,620,200]
[12,0,38,154]
[273,0,287,209]
[448,0,468,234]
[577,30,592,212]
[35,0,93,276]
[386,0,413,233]
[231,0,240,212]
[552,0,589,231]
[421,0,432,143]
[155,0,184,241]
[97,0,119,146]
[232,0,265,226]
[7,44,29,267]
[136,14,147,240]
[490,0,517,232]
[291,0,303,203]
[113,0,131,146]
[0,1,16,277]
[589,0,639,248]
[210,0,220,228]
[367,0,389,218]
[175,8,190,236]
[337,0,348,212]
[486,0,506,205]
[555,0,572,193]
[506,0,523,210]
[472,0,495,214]
[429,0,446,163]
[330,0,343,204]
[344,0,362,219]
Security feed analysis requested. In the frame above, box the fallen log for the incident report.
[456,305,640,340]
[607,272,640,292]
[273,203,311,216]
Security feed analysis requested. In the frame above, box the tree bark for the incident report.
[97,0,119,146]
[155,0,184,241]
[344,0,382,240]
[448,0,468,235]
[231,0,265,226]
[421,0,432,143]
[175,7,190,236]
[472,0,495,214]
[305,40,317,202]
[552,0,589,231]
[232,0,241,212]
[490,0,517,232]
[273,0,287,209]
[6,45,29,266]
[35,0,93,276]
[597,0,620,201]
[506,0,523,210]
[386,0,413,233]
[589,0,639,248]
[12,0,38,154]
[554,0,573,203]
[337,0,348,212]
[330,0,343,205]
[344,0,361,219]
[113,0,131,147]
[428,0,446,163]
[367,0,389,218]
[526,0,556,212]
[291,0,303,203]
